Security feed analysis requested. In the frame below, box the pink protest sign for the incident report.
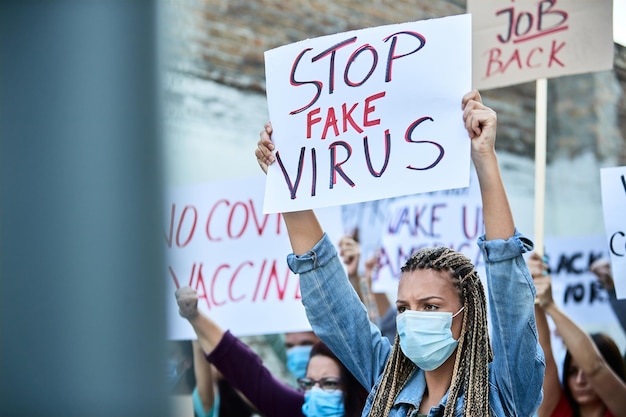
[469,0,613,90]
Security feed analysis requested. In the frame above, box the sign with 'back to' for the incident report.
[263,14,472,213]
[469,0,614,90]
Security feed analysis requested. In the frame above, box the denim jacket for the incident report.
[288,231,544,417]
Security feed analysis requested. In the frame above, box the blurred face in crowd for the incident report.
[566,358,602,406]
[285,331,320,379]
[299,354,345,417]
[285,331,320,349]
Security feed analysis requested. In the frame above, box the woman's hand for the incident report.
[461,90,498,163]
[255,122,275,174]
[528,253,554,309]
[338,234,361,279]
[175,286,200,320]
[527,252,549,279]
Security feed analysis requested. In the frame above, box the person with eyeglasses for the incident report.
[255,90,545,416]
[175,286,368,417]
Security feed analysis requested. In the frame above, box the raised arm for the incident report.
[462,90,514,241]
[256,123,391,390]
[527,253,561,417]
[256,122,323,255]
[176,286,225,354]
[338,233,389,323]
[191,340,217,417]
[466,90,543,416]
[533,256,626,416]
[175,286,305,416]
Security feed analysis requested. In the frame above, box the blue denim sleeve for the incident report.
[478,230,545,417]
[287,233,392,390]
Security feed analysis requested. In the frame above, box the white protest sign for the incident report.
[600,166,626,299]
[543,234,626,355]
[469,0,614,90]
[263,14,472,213]
[373,168,484,293]
[164,175,344,339]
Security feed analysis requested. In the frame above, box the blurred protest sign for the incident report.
[165,175,343,339]
[468,0,614,256]
[263,14,472,213]
[600,166,626,299]
[373,168,483,293]
[544,234,626,355]
[469,0,613,90]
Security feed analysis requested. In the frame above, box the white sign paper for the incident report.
[165,175,344,339]
[263,14,472,213]
[600,166,626,299]
[543,234,626,357]
[374,168,484,293]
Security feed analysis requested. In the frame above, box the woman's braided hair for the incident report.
[367,246,492,417]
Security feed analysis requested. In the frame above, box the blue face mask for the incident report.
[166,358,185,391]
[286,345,313,379]
[301,386,344,417]
[396,307,464,371]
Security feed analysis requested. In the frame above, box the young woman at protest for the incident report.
[254,89,545,416]
[175,286,368,417]
[528,253,626,417]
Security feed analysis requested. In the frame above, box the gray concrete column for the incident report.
[0,1,168,415]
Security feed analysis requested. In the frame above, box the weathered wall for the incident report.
[165,0,626,165]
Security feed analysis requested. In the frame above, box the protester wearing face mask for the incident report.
[167,340,195,394]
[255,90,545,416]
[285,331,320,380]
[175,286,368,417]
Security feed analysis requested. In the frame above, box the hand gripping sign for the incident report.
[263,14,472,213]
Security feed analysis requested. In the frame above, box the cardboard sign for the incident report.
[600,166,626,299]
[469,0,614,90]
[263,14,472,213]
[165,175,344,339]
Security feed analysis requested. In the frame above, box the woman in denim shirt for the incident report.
[255,90,544,417]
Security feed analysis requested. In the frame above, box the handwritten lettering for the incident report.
[289,32,425,115]
[305,91,386,139]
[563,281,606,306]
[484,0,569,79]
[496,0,568,44]
[276,117,442,200]
[552,250,605,274]
[610,231,625,256]
[165,201,282,246]
[462,205,483,240]
[387,203,446,238]
[169,259,300,309]
[484,39,565,78]
[165,205,198,248]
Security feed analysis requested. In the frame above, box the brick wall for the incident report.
[164,0,626,164]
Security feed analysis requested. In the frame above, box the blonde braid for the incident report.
[366,335,416,417]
